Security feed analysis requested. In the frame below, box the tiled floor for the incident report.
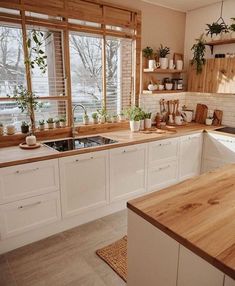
[0,210,127,286]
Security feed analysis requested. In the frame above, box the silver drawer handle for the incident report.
[155,165,170,172]
[15,167,39,174]
[18,201,41,209]
[74,156,94,163]
[158,142,171,147]
[122,149,138,154]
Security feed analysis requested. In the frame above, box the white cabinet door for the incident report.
[203,133,235,163]
[59,150,108,218]
[224,275,235,286]
[110,144,147,201]
[179,133,203,181]
[0,192,61,239]
[201,158,228,173]
[177,246,224,286]
[148,161,178,192]
[148,138,179,165]
[0,159,59,204]
[128,210,179,286]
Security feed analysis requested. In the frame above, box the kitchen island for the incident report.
[127,164,235,286]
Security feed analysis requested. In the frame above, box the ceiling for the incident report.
[142,0,222,12]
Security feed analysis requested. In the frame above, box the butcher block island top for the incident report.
[127,164,235,280]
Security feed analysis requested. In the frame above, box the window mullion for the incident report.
[102,24,107,108]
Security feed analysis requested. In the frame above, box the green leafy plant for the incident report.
[97,106,107,119]
[39,120,45,125]
[142,46,154,59]
[144,112,152,119]
[92,112,98,119]
[21,121,29,127]
[47,118,54,124]
[191,35,206,74]
[7,85,42,131]
[125,106,142,121]
[206,22,228,37]
[230,18,235,32]
[59,117,66,123]
[21,121,29,134]
[83,113,89,120]
[158,44,170,58]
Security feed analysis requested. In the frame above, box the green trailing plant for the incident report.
[206,22,229,37]
[7,85,42,132]
[191,35,206,74]
[142,46,154,59]
[230,18,235,32]
[158,44,170,58]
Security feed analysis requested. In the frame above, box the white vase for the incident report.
[130,120,140,132]
[144,118,152,129]
[176,60,183,70]
[159,58,168,69]
[140,119,145,130]
[148,60,156,70]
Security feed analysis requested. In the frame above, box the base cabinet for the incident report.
[59,150,109,218]
[110,144,147,201]
[225,276,235,286]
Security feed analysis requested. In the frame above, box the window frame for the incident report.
[0,1,141,131]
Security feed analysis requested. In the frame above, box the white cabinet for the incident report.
[0,159,59,204]
[202,133,235,173]
[110,144,147,201]
[224,275,235,286]
[128,210,179,286]
[0,192,61,238]
[59,150,109,218]
[177,246,224,286]
[179,133,203,181]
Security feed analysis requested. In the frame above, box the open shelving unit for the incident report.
[205,38,235,54]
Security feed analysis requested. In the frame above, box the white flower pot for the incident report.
[92,118,98,124]
[148,60,156,70]
[140,119,145,130]
[144,118,152,129]
[130,120,140,132]
[39,124,45,131]
[83,118,89,125]
[212,34,221,41]
[47,123,54,129]
[159,58,168,69]
[60,121,66,128]
[55,122,60,128]
[99,116,106,124]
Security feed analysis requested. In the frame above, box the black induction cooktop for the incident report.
[215,127,235,135]
[44,136,117,152]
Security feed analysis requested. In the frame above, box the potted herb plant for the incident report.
[157,44,170,69]
[38,120,45,131]
[0,123,4,136]
[125,106,141,132]
[118,111,125,122]
[206,22,229,40]
[55,119,60,128]
[92,112,99,124]
[98,106,107,124]
[21,121,29,134]
[112,114,118,123]
[47,118,54,129]
[106,114,112,123]
[60,117,66,128]
[230,18,235,38]
[142,46,156,70]
[144,112,152,129]
[191,34,206,74]
[83,112,89,125]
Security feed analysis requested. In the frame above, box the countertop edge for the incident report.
[127,202,235,280]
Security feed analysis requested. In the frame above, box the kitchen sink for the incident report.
[215,127,235,135]
[44,136,118,152]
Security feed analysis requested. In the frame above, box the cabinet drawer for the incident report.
[0,192,61,239]
[148,138,179,165]
[0,159,59,204]
[148,161,178,192]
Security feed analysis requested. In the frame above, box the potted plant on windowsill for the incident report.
[92,112,99,124]
[118,111,125,122]
[230,18,235,38]
[98,106,107,124]
[144,112,152,129]
[142,46,156,70]
[158,44,170,69]
[55,119,60,128]
[21,121,29,134]
[47,118,54,129]
[126,106,141,132]
[38,120,45,131]
[83,112,89,125]
[112,114,118,123]
[60,117,66,128]
[0,123,4,136]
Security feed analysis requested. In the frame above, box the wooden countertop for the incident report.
[0,123,219,168]
[127,165,235,280]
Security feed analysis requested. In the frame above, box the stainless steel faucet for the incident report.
[72,104,87,137]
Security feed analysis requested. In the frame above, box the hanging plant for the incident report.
[206,22,228,37]
[191,35,206,74]
[230,18,235,32]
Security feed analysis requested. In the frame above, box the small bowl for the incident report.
[165,83,173,90]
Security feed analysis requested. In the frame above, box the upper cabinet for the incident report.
[188,58,235,94]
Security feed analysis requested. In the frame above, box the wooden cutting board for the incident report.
[213,110,223,126]
[195,104,208,124]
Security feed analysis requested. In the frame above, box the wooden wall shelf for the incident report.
[143,69,186,74]
[206,38,235,54]
[142,90,185,95]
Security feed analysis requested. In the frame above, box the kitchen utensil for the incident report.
[212,110,223,126]
[195,104,208,124]
[175,115,183,125]
[181,110,193,122]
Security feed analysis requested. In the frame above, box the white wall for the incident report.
[184,0,235,65]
